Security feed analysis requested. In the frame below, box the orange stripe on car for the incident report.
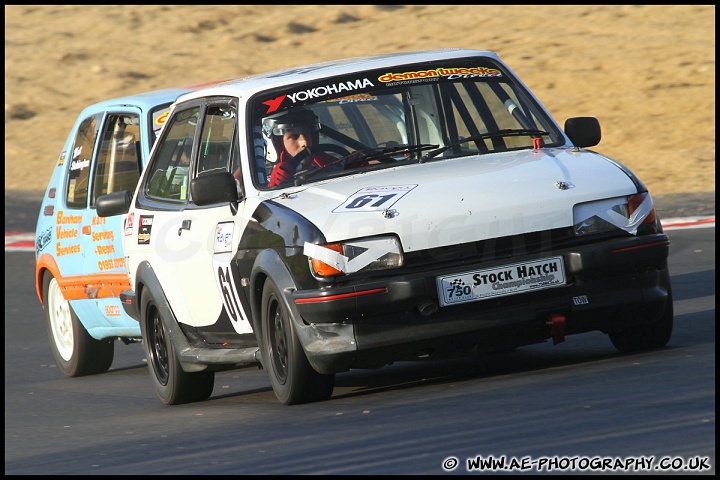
[35,253,130,303]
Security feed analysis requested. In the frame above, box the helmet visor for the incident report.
[268,121,320,137]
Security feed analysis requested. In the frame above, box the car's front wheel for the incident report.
[609,289,674,353]
[140,289,214,405]
[261,279,335,405]
[42,272,114,376]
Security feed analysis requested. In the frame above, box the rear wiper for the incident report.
[295,143,439,185]
[420,129,549,163]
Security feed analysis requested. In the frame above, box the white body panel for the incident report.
[124,201,260,329]
[270,148,636,251]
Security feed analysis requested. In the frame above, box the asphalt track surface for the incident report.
[4,193,715,474]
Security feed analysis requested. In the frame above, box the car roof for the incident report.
[175,48,500,103]
[83,78,233,112]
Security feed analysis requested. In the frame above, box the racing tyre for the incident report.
[261,279,335,405]
[609,289,674,353]
[42,272,114,376]
[141,289,214,405]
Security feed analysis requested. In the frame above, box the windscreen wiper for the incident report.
[419,129,549,163]
[294,143,439,186]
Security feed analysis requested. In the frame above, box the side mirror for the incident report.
[96,190,132,217]
[564,117,601,148]
[190,171,240,206]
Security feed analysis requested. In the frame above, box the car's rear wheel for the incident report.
[42,272,114,376]
[609,289,674,353]
[261,279,335,405]
[140,289,214,405]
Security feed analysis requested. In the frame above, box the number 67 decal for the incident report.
[332,185,417,213]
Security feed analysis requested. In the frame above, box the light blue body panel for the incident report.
[69,298,142,338]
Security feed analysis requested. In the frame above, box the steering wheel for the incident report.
[292,144,352,183]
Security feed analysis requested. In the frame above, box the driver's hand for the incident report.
[345,150,373,168]
[269,160,296,186]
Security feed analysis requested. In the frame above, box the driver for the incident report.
[263,108,336,187]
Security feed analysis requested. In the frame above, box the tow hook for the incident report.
[547,314,566,344]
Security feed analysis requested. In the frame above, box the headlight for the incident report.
[573,192,658,236]
[304,235,404,278]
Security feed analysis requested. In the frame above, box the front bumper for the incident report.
[291,233,671,374]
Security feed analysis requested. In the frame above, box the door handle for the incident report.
[178,219,192,236]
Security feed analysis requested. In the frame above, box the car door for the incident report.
[79,110,143,320]
[174,100,254,335]
[54,109,140,326]
[128,103,199,329]
[84,111,141,276]
[133,99,253,334]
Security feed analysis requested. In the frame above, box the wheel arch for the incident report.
[134,260,205,372]
[35,253,61,305]
[250,249,301,350]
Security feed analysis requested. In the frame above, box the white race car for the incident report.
[98,49,673,405]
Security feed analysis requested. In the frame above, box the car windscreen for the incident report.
[249,56,565,189]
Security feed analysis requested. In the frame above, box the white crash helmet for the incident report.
[262,108,321,163]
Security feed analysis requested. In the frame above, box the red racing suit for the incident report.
[268,149,337,187]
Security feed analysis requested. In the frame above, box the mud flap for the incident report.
[546,314,566,345]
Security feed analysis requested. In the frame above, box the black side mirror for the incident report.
[190,171,239,206]
[96,190,132,217]
[564,117,601,148]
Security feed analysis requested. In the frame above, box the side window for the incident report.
[145,106,199,202]
[230,137,242,186]
[90,113,141,206]
[196,104,236,176]
[66,113,101,208]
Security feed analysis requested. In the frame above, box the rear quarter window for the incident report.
[66,113,101,208]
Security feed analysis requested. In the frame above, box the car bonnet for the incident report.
[263,148,639,252]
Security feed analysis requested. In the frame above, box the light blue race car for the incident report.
[34,80,227,376]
